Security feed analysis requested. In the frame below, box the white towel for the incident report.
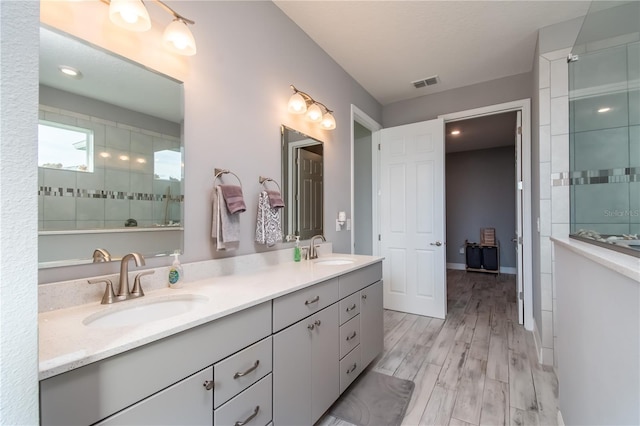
[255,191,283,247]
[212,186,239,251]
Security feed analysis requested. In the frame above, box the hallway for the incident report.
[320,270,558,426]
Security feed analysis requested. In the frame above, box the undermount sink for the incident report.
[313,258,355,266]
[83,294,209,328]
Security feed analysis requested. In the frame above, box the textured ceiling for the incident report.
[274,1,592,105]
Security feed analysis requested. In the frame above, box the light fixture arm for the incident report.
[153,0,195,25]
[290,85,332,113]
[100,0,195,25]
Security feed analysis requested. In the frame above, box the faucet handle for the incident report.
[132,270,155,298]
[88,278,116,305]
[300,247,309,260]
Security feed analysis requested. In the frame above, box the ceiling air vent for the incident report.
[412,75,439,89]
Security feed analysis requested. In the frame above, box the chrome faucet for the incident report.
[308,235,326,259]
[92,248,112,263]
[117,252,145,299]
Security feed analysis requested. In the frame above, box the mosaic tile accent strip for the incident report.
[38,186,184,202]
[552,168,640,186]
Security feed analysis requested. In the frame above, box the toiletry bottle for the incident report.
[294,236,301,262]
[168,251,184,288]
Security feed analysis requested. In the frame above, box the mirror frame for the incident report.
[281,125,324,240]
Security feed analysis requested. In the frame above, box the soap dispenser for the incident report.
[294,236,301,262]
[168,251,184,288]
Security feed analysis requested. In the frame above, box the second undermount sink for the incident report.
[313,258,355,266]
[83,294,209,328]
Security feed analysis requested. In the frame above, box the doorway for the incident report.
[440,99,532,329]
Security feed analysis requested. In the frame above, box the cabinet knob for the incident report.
[203,380,214,391]
[346,303,357,312]
[346,331,357,341]
[308,323,315,330]
[234,405,260,426]
[314,319,321,327]
[361,294,367,300]
[346,363,357,374]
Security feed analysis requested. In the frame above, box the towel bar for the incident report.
[214,168,242,188]
[258,176,281,193]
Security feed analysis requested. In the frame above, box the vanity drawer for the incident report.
[339,346,362,394]
[339,315,360,359]
[339,292,360,325]
[339,262,383,298]
[214,336,272,408]
[273,278,339,332]
[214,373,272,426]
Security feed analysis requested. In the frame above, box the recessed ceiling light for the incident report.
[598,107,611,113]
[136,158,146,164]
[451,130,461,136]
[119,155,129,161]
[99,152,111,158]
[58,65,82,79]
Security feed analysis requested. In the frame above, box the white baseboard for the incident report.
[533,320,544,364]
[447,262,517,275]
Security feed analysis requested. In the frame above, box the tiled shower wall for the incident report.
[570,41,639,236]
[538,47,572,366]
[38,105,182,230]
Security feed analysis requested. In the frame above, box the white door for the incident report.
[379,119,446,319]
[515,110,524,324]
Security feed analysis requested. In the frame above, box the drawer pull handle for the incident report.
[362,294,367,300]
[346,303,357,312]
[203,380,214,391]
[346,363,357,374]
[234,360,260,379]
[235,405,260,426]
[308,323,315,330]
[305,296,320,305]
[314,319,322,327]
[346,331,357,341]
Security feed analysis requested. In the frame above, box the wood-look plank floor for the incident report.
[318,270,559,426]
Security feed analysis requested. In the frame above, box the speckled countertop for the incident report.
[39,254,383,380]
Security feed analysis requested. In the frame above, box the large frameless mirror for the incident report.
[281,125,324,240]
[38,26,184,268]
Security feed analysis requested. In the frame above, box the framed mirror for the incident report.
[281,125,324,240]
[38,26,184,268]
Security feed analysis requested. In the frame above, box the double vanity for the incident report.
[39,254,383,425]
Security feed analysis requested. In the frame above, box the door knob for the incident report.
[430,241,442,246]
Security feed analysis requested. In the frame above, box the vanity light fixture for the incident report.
[101,0,197,56]
[598,107,611,113]
[288,85,336,130]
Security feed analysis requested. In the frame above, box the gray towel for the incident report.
[212,186,239,251]
[255,191,282,247]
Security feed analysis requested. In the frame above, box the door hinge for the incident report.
[519,291,523,300]
[378,143,381,151]
[378,234,381,241]
[517,126,522,135]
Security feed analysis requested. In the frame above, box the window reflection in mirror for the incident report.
[38,26,184,268]
[281,125,324,240]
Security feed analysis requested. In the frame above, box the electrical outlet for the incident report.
[459,247,464,254]
[336,219,341,231]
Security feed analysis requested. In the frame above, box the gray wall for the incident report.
[382,72,533,127]
[353,121,373,255]
[445,146,516,268]
[39,1,383,283]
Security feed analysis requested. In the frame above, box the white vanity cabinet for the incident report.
[360,280,384,368]
[40,302,271,426]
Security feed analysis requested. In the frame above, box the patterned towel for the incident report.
[256,191,283,247]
